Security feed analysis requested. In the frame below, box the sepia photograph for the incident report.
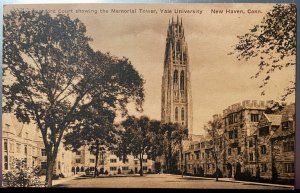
[1,3,296,189]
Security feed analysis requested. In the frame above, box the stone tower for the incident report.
[161,16,193,136]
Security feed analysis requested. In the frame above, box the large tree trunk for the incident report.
[139,154,143,176]
[215,160,219,181]
[45,154,55,187]
[94,141,100,178]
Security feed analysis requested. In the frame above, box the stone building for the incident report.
[161,16,193,136]
[2,113,74,178]
[246,103,295,180]
[182,100,295,182]
[222,100,267,178]
[71,145,155,175]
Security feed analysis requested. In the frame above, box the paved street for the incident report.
[53,174,293,189]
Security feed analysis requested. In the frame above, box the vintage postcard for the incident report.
[1,3,296,189]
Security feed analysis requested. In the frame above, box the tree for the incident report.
[63,106,118,178]
[3,10,144,187]
[204,114,225,181]
[117,116,153,176]
[161,123,188,174]
[230,4,296,100]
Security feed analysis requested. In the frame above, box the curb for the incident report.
[164,174,294,189]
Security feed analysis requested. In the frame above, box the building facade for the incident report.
[161,17,193,136]
[71,145,155,175]
[2,113,74,178]
[183,100,295,182]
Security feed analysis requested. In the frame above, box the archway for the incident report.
[76,166,80,173]
[81,166,84,172]
[235,162,241,179]
[227,163,232,178]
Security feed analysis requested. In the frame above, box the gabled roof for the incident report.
[264,113,282,126]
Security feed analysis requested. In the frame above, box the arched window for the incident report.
[175,107,178,121]
[180,71,184,90]
[181,108,184,121]
[173,70,178,84]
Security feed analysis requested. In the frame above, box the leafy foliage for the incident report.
[230,4,296,100]
[3,10,144,186]
[3,159,44,187]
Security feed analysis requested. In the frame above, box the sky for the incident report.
[4,3,295,135]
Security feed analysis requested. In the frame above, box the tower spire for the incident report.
[161,18,193,137]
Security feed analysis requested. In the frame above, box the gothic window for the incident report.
[181,108,184,121]
[180,71,184,90]
[175,107,178,121]
[173,70,178,84]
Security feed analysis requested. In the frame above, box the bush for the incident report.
[128,169,134,174]
[104,170,108,175]
[213,168,223,178]
[52,174,60,180]
[3,158,44,187]
[59,173,65,178]
[118,168,122,174]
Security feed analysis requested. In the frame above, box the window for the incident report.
[143,159,147,163]
[41,162,47,170]
[110,167,117,171]
[24,145,27,155]
[57,161,61,170]
[76,151,81,155]
[90,159,95,163]
[234,130,238,138]
[233,113,237,123]
[284,163,294,173]
[202,153,205,159]
[175,107,178,121]
[173,70,178,84]
[196,153,200,159]
[4,139,8,151]
[124,159,129,163]
[282,121,292,130]
[201,142,205,148]
[122,167,129,170]
[249,153,253,161]
[237,147,241,155]
[41,149,47,156]
[181,108,184,121]
[249,140,253,147]
[4,155,8,170]
[261,163,267,172]
[259,126,269,136]
[228,148,231,155]
[76,159,81,163]
[251,114,260,122]
[283,141,294,152]
[110,159,117,163]
[180,71,184,90]
[16,143,21,153]
[142,166,147,171]
[229,131,233,139]
[261,145,267,154]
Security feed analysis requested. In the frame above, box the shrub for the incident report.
[118,168,122,174]
[3,158,44,187]
[104,170,108,175]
